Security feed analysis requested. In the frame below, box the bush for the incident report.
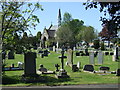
[93,39,100,49]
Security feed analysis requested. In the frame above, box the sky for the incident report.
[27,2,104,36]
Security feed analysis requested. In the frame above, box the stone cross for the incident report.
[59,49,67,70]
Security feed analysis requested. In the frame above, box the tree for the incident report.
[36,31,42,44]
[62,12,72,24]
[1,2,43,49]
[83,1,120,37]
[56,12,84,48]
[79,26,97,44]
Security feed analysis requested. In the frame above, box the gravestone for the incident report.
[18,62,24,69]
[77,61,80,69]
[67,49,73,67]
[110,52,114,55]
[83,64,94,72]
[38,64,47,72]
[99,66,110,71]
[8,50,15,59]
[76,52,80,56]
[85,48,89,56]
[55,64,60,72]
[113,46,119,61]
[104,52,109,55]
[98,51,103,65]
[73,47,76,51]
[2,51,6,60]
[72,64,79,72]
[56,49,69,78]
[23,52,37,77]
[43,50,48,56]
[116,69,120,76]
[89,51,94,65]
[53,46,56,52]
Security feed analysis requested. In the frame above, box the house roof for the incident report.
[46,30,56,38]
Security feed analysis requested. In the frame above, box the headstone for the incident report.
[77,61,80,69]
[73,47,76,51]
[76,52,80,56]
[43,50,48,56]
[55,64,60,72]
[89,51,94,65]
[116,69,120,76]
[23,52,37,76]
[104,52,109,55]
[83,65,94,72]
[38,64,47,72]
[67,49,73,67]
[53,46,56,52]
[56,49,69,78]
[2,51,6,60]
[18,62,24,69]
[113,46,119,61]
[99,66,110,71]
[85,48,89,56]
[8,50,15,59]
[98,51,103,65]
[110,52,114,55]
[72,64,79,72]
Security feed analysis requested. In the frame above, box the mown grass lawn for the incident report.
[2,50,120,86]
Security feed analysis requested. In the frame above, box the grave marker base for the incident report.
[55,69,70,78]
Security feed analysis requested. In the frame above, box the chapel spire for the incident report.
[58,8,62,27]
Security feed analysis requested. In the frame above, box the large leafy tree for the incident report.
[78,26,97,44]
[1,2,43,50]
[83,1,120,37]
[56,12,84,48]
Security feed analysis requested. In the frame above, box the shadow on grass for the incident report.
[2,75,72,86]
[2,75,21,85]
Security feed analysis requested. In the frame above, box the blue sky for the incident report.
[31,2,104,35]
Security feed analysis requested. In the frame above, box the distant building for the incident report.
[40,9,61,48]
[41,24,58,48]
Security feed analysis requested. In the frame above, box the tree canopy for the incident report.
[83,1,120,36]
[1,2,43,50]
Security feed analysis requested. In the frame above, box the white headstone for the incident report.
[73,47,76,51]
[98,51,103,65]
[53,46,56,52]
[77,61,80,69]
[18,62,24,69]
[89,51,94,65]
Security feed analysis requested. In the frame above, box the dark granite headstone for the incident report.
[55,64,60,72]
[116,69,120,76]
[8,50,15,59]
[83,65,94,72]
[105,52,109,55]
[110,52,114,55]
[24,52,37,76]
[72,64,79,72]
[99,66,110,71]
[38,50,43,54]
[85,48,89,56]
[43,50,49,56]
[76,52,80,56]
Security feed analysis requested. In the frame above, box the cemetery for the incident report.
[2,46,120,86]
[1,2,120,88]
